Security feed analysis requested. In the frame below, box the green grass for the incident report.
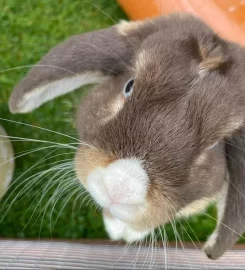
[0,0,223,242]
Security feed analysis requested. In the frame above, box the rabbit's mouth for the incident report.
[107,203,146,222]
[102,208,151,243]
[85,158,153,242]
[75,148,158,242]
[85,158,150,222]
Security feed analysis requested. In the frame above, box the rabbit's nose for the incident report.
[104,159,149,204]
[87,158,149,220]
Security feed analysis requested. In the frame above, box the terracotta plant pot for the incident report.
[117,0,245,46]
[0,125,14,199]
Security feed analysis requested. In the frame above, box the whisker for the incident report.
[0,147,63,219]
[49,179,80,230]
[0,64,77,75]
[132,237,143,269]
[22,168,74,231]
[0,145,73,172]
[177,217,208,270]
[85,0,137,55]
[174,201,245,242]
[74,42,131,71]
[37,178,76,238]
[71,185,86,217]
[0,134,77,149]
[167,209,194,270]
[0,118,97,150]
[158,227,168,270]
[1,153,74,210]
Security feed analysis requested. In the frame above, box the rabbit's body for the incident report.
[9,14,245,259]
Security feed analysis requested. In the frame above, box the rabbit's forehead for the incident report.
[134,42,195,83]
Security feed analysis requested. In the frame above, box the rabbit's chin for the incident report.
[103,209,151,242]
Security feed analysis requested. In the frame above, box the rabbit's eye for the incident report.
[123,79,134,98]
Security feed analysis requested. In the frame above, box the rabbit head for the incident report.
[9,14,245,259]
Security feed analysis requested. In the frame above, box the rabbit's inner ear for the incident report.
[10,71,107,113]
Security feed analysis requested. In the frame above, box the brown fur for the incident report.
[199,46,226,70]
[9,13,245,259]
[75,147,115,188]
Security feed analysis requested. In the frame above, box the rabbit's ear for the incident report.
[9,21,147,113]
[204,127,245,259]
[11,14,205,114]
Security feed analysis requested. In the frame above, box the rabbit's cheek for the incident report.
[75,147,115,189]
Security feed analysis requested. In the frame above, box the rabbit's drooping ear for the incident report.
[9,19,153,113]
[9,14,209,114]
[9,25,135,113]
[204,127,245,259]
[8,14,216,113]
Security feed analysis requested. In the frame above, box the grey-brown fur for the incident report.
[205,128,245,259]
[9,26,133,112]
[9,13,245,259]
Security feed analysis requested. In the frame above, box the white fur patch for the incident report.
[216,178,229,222]
[102,96,125,124]
[228,118,244,133]
[124,225,151,243]
[14,72,106,113]
[103,210,126,240]
[135,50,151,72]
[204,230,219,251]
[195,153,208,166]
[176,197,214,219]
[109,204,147,223]
[190,69,208,87]
[111,97,124,115]
[103,210,150,242]
[87,167,111,208]
[204,180,228,250]
[104,159,149,205]
[87,158,149,222]
[117,20,143,36]
[195,142,219,166]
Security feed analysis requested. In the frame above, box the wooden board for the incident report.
[1,239,245,269]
